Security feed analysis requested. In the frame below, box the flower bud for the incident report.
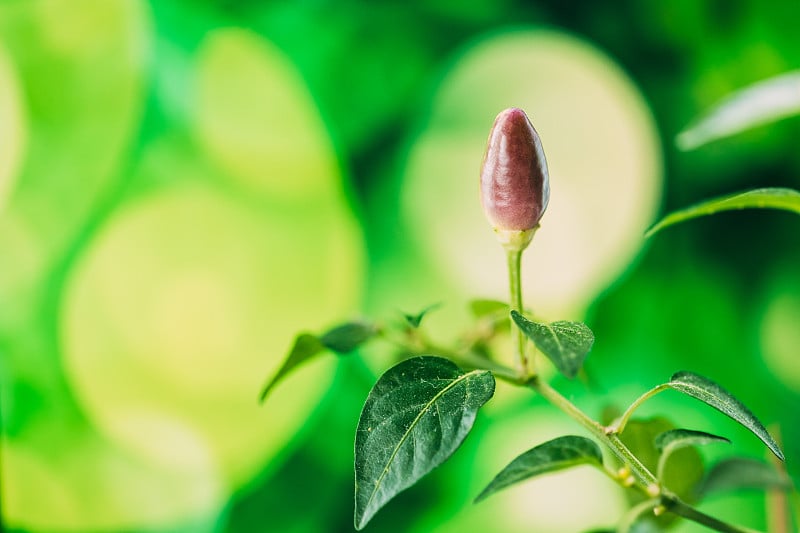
[480,108,550,250]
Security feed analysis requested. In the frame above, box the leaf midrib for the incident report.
[542,323,566,355]
[360,369,484,523]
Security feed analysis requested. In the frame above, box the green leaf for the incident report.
[619,418,703,506]
[655,429,731,454]
[676,71,800,150]
[402,303,440,328]
[474,436,602,503]
[259,333,324,402]
[510,311,594,379]
[354,356,495,529]
[667,371,784,461]
[469,299,508,318]
[320,321,376,354]
[645,188,800,237]
[698,457,792,496]
[655,429,730,480]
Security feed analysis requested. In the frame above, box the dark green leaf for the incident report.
[259,333,324,402]
[354,356,495,529]
[646,188,800,238]
[620,418,703,506]
[402,303,440,328]
[510,311,594,379]
[320,321,376,354]
[655,429,731,454]
[698,458,792,496]
[655,429,730,481]
[469,299,508,318]
[668,371,784,461]
[676,72,800,150]
[474,436,602,503]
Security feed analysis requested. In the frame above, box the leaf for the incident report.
[259,333,324,402]
[645,187,800,237]
[510,311,594,379]
[402,303,440,328]
[474,436,602,503]
[667,371,784,461]
[655,429,731,454]
[698,457,792,496]
[469,299,508,318]
[620,418,703,506]
[259,320,375,402]
[354,356,495,529]
[676,71,800,150]
[655,429,730,480]
[319,321,376,354]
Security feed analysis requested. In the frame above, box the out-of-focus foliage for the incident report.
[1,0,799,532]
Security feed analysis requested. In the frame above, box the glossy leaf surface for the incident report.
[511,311,594,378]
[677,71,800,150]
[646,188,800,237]
[474,435,602,503]
[668,372,784,460]
[354,356,495,529]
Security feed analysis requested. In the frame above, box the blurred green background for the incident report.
[1,1,799,532]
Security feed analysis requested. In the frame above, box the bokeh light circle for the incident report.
[0,42,26,211]
[61,180,363,506]
[401,29,662,319]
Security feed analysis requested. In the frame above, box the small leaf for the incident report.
[511,311,594,379]
[320,321,376,354]
[620,418,703,506]
[668,371,784,461]
[469,299,508,318]
[698,457,792,496]
[655,429,731,454]
[655,429,730,481]
[259,333,324,402]
[676,71,800,150]
[475,436,602,503]
[402,303,440,328]
[354,356,495,529]
[645,187,800,238]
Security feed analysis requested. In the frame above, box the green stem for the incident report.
[608,384,670,434]
[663,495,763,533]
[528,377,763,533]
[528,377,659,489]
[617,498,659,533]
[506,248,528,376]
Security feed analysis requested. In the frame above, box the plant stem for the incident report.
[617,498,659,533]
[527,377,658,489]
[663,495,763,533]
[528,377,764,533]
[607,383,670,434]
[506,248,528,376]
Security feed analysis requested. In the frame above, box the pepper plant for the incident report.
[262,107,797,532]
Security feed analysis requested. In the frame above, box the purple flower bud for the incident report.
[480,108,550,234]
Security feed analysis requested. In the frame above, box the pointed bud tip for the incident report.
[480,107,550,234]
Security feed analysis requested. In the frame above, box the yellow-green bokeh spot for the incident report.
[61,179,363,497]
[0,41,26,212]
[195,28,339,203]
[400,29,662,320]
[761,287,800,392]
[0,0,148,319]
[2,430,223,532]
